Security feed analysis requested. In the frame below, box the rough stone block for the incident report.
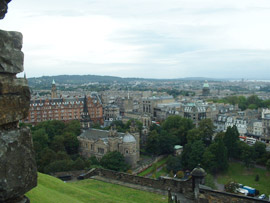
[0,127,37,202]
[0,74,30,126]
[0,29,24,74]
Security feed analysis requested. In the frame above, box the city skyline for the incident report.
[1,0,270,79]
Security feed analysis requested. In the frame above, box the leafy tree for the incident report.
[44,159,73,174]
[253,141,266,161]
[166,155,182,173]
[63,132,79,155]
[100,151,129,172]
[64,120,81,136]
[50,135,65,152]
[240,142,255,168]
[162,115,194,145]
[159,130,177,154]
[89,156,100,166]
[223,126,240,159]
[186,128,201,144]
[224,182,239,193]
[266,159,270,171]
[181,140,205,170]
[72,157,86,170]
[146,130,161,155]
[198,119,215,146]
[202,138,228,173]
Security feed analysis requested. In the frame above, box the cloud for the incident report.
[2,0,270,79]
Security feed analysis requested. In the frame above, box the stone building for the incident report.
[180,103,209,127]
[262,108,270,137]
[51,79,57,98]
[103,104,120,127]
[202,80,210,96]
[141,95,175,117]
[24,93,103,126]
[78,127,140,168]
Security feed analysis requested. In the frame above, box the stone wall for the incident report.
[199,187,269,203]
[85,168,193,198]
[0,1,37,202]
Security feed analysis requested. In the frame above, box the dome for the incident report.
[123,133,136,143]
[203,81,209,88]
[191,165,206,177]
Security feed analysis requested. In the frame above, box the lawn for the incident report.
[217,162,270,196]
[26,173,167,203]
[138,157,168,177]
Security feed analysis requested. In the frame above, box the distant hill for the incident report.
[26,173,166,203]
[28,74,225,86]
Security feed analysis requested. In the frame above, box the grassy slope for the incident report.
[138,157,168,177]
[217,162,270,195]
[26,173,167,203]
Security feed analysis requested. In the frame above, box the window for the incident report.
[98,148,104,154]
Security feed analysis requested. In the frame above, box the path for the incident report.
[214,175,224,191]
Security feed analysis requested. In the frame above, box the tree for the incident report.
[181,140,205,170]
[100,151,129,172]
[198,119,215,146]
[162,115,194,145]
[253,142,266,161]
[166,155,182,173]
[240,142,255,168]
[266,159,270,171]
[223,126,240,159]
[146,130,161,155]
[186,128,201,144]
[202,138,228,173]
[63,132,79,155]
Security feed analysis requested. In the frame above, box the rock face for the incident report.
[0,30,24,74]
[0,0,12,19]
[0,6,37,201]
[0,128,37,201]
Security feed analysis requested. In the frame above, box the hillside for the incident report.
[26,173,167,203]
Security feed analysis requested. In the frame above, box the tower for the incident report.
[81,95,91,130]
[202,80,210,96]
[51,79,57,98]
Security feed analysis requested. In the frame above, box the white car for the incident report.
[236,188,248,196]
[258,194,266,199]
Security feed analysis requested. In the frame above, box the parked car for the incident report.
[258,194,266,200]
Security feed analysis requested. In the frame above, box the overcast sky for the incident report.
[1,0,270,79]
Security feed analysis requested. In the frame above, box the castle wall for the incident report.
[85,168,193,198]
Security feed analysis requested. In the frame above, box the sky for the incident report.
[1,0,270,79]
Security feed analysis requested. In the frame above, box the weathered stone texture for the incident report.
[0,0,12,19]
[0,127,37,202]
[0,82,30,127]
[0,30,24,74]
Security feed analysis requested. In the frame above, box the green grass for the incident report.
[138,157,168,177]
[217,162,270,196]
[26,173,167,203]
[205,174,217,190]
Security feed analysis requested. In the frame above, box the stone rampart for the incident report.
[86,168,193,198]
[199,186,270,203]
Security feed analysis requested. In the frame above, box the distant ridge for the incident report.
[28,74,230,85]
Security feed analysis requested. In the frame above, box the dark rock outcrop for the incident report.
[0,15,37,202]
[0,128,37,201]
[0,0,12,19]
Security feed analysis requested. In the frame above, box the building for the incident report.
[262,108,270,137]
[141,95,175,117]
[103,104,120,127]
[180,103,210,127]
[202,80,210,96]
[78,127,140,168]
[24,93,103,126]
[51,79,57,98]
